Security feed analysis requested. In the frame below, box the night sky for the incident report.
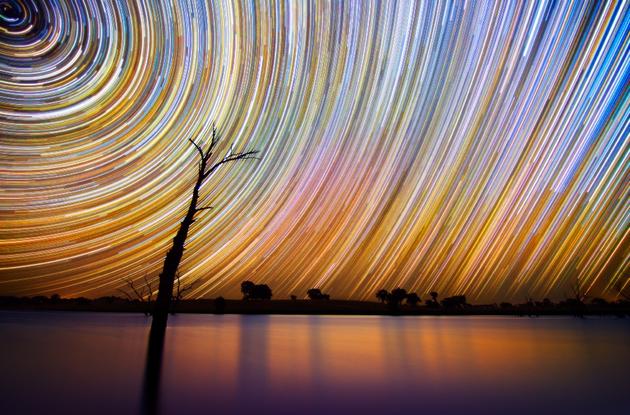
[0,1,628,301]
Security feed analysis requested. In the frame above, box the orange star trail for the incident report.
[0,1,628,302]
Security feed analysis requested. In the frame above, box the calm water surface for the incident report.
[0,311,629,414]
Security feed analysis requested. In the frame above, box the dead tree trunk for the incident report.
[151,125,258,326]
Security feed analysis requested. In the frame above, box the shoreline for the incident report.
[1,298,628,317]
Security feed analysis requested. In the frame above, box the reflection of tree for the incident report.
[142,318,166,415]
[235,316,271,413]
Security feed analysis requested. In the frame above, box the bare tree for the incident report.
[170,272,197,314]
[118,274,154,315]
[152,124,259,326]
[571,276,586,304]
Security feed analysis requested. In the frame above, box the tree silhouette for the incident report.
[152,124,259,325]
[307,288,330,300]
[241,281,256,299]
[426,291,440,307]
[390,288,408,306]
[170,272,197,315]
[406,292,420,306]
[118,275,154,316]
[241,281,273,300]
[376,289,389,303]
[568,276,586,318]
[143,125,258,414]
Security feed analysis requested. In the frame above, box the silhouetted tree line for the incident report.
[375,288,468,310]
[372,287,630,317]
[1,283,628,318]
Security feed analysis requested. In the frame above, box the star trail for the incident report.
[0,0,628,302]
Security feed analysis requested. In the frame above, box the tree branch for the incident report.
[171,273,197,315]
[195,206,213,212]
[117,288,133,301]
[143,274,154,304]
[209,123,219,156]
[189,138,205,160]
[202,150,260,180]
[124,278,144,300]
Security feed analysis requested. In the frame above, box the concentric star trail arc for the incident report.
[0,0,628,302]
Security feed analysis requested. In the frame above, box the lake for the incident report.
[1,312,629,414]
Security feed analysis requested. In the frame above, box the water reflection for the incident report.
[1,312,629,415]
[142,317,166,415]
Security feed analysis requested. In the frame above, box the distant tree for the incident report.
[568,276,586,318]
[241,281,272,300]
[118,275,155,316]
[253,284,272,300]
[170,272,197,315]
[241,281,256,299]
[307,288,322,299]
[392,288,407,302]
[425,291,440,308]
[389,288,408,306]
[406,292,420,306]
[376,289,389,303]
[524,295,534,308]
[290,295,297,301]
[571,276,586,304]
[307,288,330,300]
